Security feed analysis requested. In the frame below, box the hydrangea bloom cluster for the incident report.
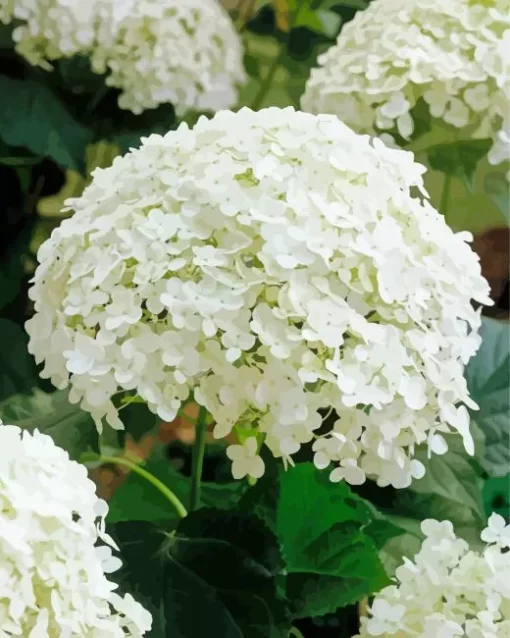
[0,0,245,115]
[0,423,152,637]
[356,515,510,637]
[0,0,100,68]
[302,0,510,166]
[26,107,491,488]
[90,0,246,114]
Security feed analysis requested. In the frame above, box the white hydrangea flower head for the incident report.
[302,0,510,166]
[26,107,491,488]
[0,423,152,637]
[356,514,510,638]
[90,0,246,115]
[0,0,100,68]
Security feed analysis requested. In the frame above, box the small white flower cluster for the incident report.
[26,107,491,488]
[0,0,99,68]
[0,0,245,114]
[356,515,510,638]
[302,0,510,166]
[0,423,152,637]
[91,0,246,115]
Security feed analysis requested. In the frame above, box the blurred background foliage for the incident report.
[0,1,508,635]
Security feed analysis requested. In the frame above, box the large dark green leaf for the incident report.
[109,522,169,637]
[107,445,246,523]
[0,319,37,400]
[241,463,398,618]
[0,75,91,171]
[0,387,98,459]
[112,511,290,638]
[465,317,510,476]
[166,509,289,637]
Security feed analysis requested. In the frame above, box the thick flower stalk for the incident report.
[26,107,491,488]
[0,0,100,68]
[0,423,152,637]
[91,0,246,115]
[356,515,510,637]
[302,0,510,166]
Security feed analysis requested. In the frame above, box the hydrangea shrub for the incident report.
[0,1,507,635]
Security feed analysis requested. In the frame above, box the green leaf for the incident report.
[484,173,510,224]
[0,75,91,172]
[426,139,492,191]
[378,515,423,577]
[0,388,99,460]
[120,401,160,441]
[57,56,106,96]
[107,445,246,523]
[377,427,487,575]
[465,317,510,477]
[293,7,341,37]
[483,475,510,519]
[111,512,290,636]
[0,319,37,400]
[410,435,485,521]
[377,431,487,576]
[0,226,31,313]
[278,465,391,617]
[109,521,169,637]
[285,522,389,617]
[165,509,290,637]
[241,464,397,618]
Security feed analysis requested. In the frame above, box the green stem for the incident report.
[440,172,452,222]
[190,406,209,511]
[289,628,305,638]
[250,1,305,111]
[101,455,188,519]
[235,0,257,32]
[251,48,284,111]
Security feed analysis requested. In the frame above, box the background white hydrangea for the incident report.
[0,423,152,637]
[0,0,100,68]
[301,0,510,166]
[26,107,491,488]
[356,514,510,637]
[91,0,246,115]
